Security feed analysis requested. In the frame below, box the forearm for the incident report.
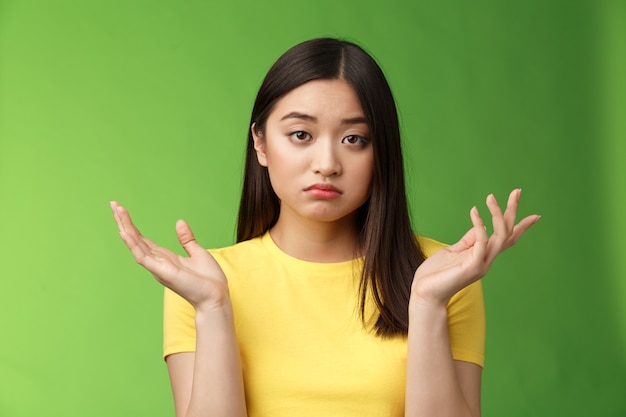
[186,302,247,417]
[405,300,478,417]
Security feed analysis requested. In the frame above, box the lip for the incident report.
[304,183,343,199]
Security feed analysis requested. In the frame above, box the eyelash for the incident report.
[289,131,312,142]
[288,131,369,145]
[342,135,369,145]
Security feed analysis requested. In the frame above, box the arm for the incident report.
[405,189,540,417]
[167,303,246,417]
[111,202,247,417]
[167,353,194,417]
[405,301,482,417]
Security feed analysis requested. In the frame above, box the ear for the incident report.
[251,123,268,167]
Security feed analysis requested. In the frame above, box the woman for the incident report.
[111,38,539,417]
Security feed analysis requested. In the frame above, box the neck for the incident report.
[269,214,361,263]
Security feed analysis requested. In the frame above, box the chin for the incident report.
[304,209,358,224]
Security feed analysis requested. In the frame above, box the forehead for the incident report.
[270,79,365,120]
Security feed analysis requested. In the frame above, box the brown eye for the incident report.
[289,131,312,142]
[342,135,368,145]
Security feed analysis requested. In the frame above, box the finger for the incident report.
[121,241,171,282]
[118,226,175,277]
[110,201,125,232]
[502,189,521,231]
[446,227,477,252]
[176,220,207,257]
[111,202,158,255]
[121,225,186,282]
[464,205,492,277]
[118,225,150,264]
[116,205,157,250]
[470,205,489,259]
[486,193,508,245]
[505,214,541,249]
[110,202,136,235]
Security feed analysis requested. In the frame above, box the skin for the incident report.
[111,79,540,417]
[406,191,539,417]
[251,79,374,263]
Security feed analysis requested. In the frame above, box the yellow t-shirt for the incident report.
[164,232,485,416]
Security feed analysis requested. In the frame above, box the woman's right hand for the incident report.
[111,201,230,312]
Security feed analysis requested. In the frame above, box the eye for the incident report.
[342,135,369,145]
[289,131,312,142]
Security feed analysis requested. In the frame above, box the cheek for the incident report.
[263,146,301,194]
[360,153,375,189]
[265,151,300,181]
[346,152,375,202]
[263,135,297,167]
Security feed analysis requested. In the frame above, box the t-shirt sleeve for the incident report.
[447,281,485,367]
[418,236,486,368]
[163,237,485,367]
[163,287,196,359]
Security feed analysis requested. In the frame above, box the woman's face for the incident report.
[252,79,374,226]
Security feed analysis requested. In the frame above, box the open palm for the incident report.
[411,189,540,306]
[111,202,229,311]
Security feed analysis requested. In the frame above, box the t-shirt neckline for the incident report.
[260,231,362,275]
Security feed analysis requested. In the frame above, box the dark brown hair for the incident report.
[236,38,425,337]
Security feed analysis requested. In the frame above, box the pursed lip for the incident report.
[304,183,343,194]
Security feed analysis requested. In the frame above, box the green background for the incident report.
[1,0,624,415]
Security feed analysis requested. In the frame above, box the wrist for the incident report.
[195,299,234,321]
[408,295,448,319]
[191,282,232,314]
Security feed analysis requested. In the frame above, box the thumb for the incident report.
[175,219,205,257]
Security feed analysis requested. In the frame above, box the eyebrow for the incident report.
[279,112,368,125]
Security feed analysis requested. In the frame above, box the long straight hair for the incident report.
[237,38,425,337]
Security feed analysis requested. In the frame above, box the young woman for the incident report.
[111,38,539,417]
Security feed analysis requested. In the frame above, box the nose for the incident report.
[311,139,341,177]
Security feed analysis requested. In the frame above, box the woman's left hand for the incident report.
[411,189,540,307]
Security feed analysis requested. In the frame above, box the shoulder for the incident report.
[208,234,267,264]
[206,234,274,282]
[416,235,447,258]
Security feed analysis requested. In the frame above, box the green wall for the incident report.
[0,1,623,415]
